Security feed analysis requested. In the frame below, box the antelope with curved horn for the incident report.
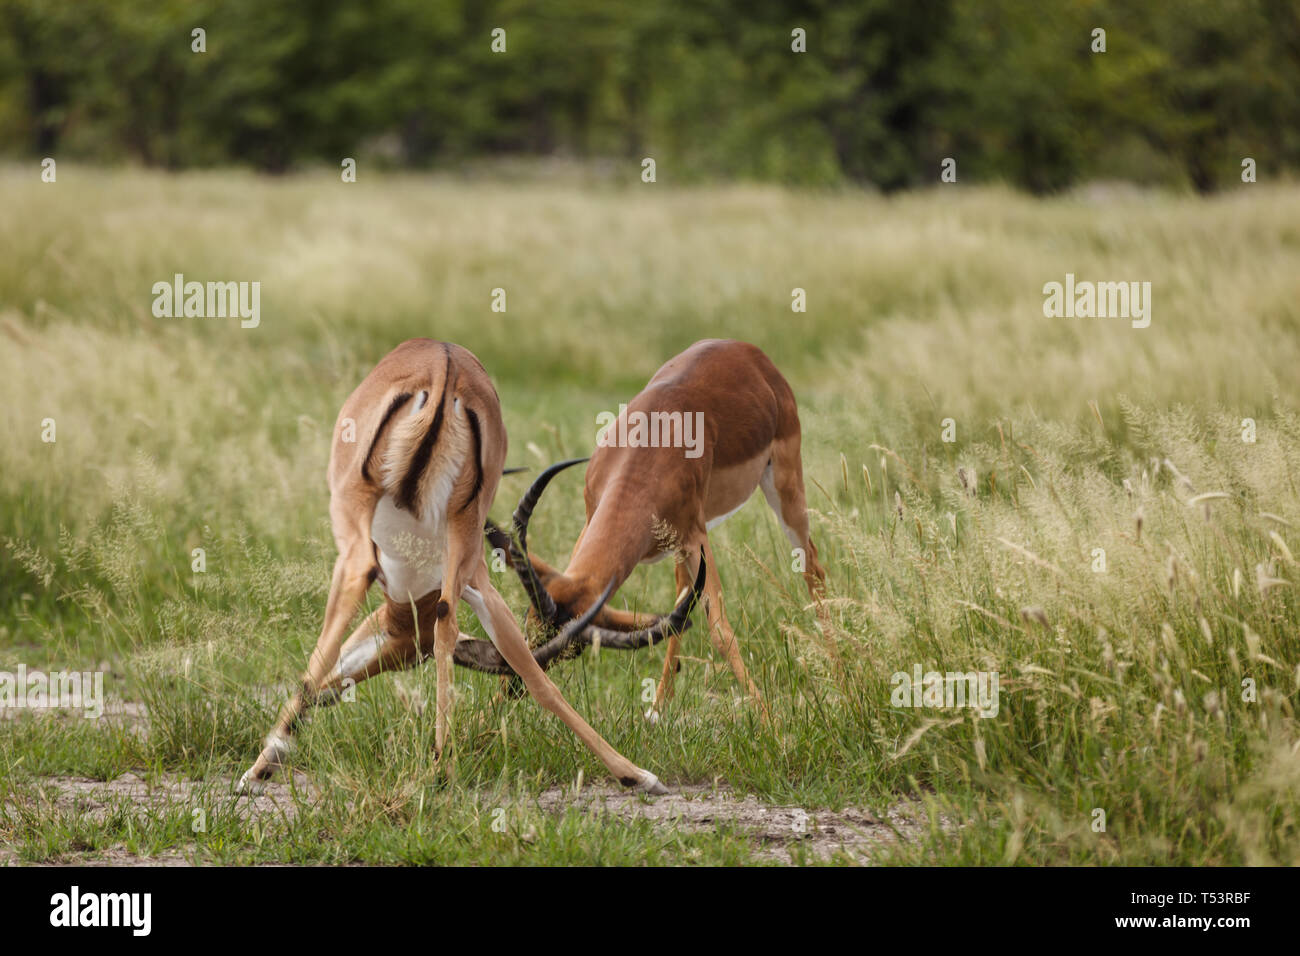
[494,338,826,719]
[239,339,702,794]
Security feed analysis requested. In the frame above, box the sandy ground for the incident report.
[3,694,947,865]
[4,771,942,865]
[0,699,147,724]
[1,771,316,866]
[535,781,940,863]
[23,771,317,822]
[3,845,194,866]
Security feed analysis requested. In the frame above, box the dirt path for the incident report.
[5,690,944,864]
[4,771,941,865]
[0,699,147,725]
[2,771,318,866]
[18,771,315,821]
[535,782,938,863]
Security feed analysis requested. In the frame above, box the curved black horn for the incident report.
[507,457,589,624]
[513,457,588,553]
[578,549,707,651]
[484,518,559,624]
[451,579,616,675]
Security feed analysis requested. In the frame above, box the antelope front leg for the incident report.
[649,555,694,720]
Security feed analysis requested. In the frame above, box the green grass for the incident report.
[1,165,1299,864]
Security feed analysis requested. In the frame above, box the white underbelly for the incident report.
[370,494,447,602]
[706,500,748,531]
[703,451,770,531]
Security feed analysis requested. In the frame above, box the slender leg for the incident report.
[595,606,662,631]
[239,605,419,791]
[461,563,667,794]
[760,444,827,600]
[698,539,769,719]
[240,594,495,790]
[312,606,418,702]
[240,542,374,788]
[433,530,472,760]
[649,555,694,719]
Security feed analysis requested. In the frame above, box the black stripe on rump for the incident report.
[361,392,413,483]
[396,346,451,514]
[460,406,485,513]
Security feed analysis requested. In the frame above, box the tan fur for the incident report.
[377,379,470,519]
[240,339,667,795]
[523,339,828,716]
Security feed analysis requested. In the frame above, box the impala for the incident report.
[239,339,702,795]
[492,338,826,718]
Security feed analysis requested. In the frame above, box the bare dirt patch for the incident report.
[0,698,147,727]
[2,772,320,865]
[535,782,944,863]
[5,773,947,865]
[19,771,317,824]
[15,845,195,867]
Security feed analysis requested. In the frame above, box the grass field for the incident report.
[2,166,1299,865]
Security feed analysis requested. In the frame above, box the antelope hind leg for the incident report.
[461,565,669,795]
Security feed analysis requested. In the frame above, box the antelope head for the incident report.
[486,458,705,656]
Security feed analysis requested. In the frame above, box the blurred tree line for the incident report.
[0,0,1296,191]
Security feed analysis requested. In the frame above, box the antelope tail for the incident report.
[380,352,473,517]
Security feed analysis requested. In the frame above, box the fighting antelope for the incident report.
[239,339,703,795]
[492,338,826,719]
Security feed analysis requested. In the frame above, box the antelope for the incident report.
[238,339,703,795]
[492,338,826,719]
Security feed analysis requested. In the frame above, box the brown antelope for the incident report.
[492,338,826,720]
[239,339,702,795]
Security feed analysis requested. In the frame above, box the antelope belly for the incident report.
[704,451,770,529]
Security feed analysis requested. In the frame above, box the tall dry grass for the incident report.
[1,166,1298,863]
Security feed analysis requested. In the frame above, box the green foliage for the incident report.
[0,0,1295,190]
